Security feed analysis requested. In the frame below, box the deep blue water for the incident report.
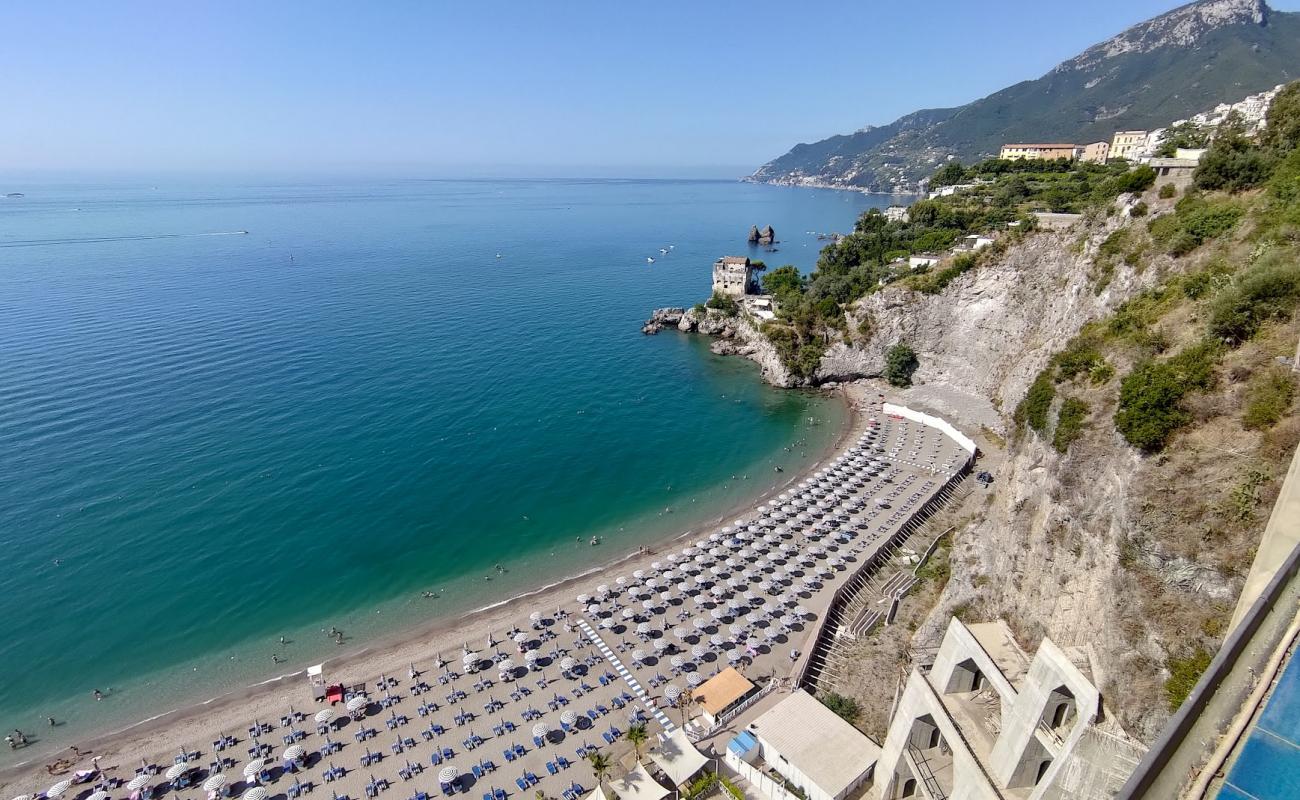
[0,178,887,759]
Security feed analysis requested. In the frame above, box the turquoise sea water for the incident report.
[0,178,888,761]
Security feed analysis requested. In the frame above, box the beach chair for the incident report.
[502,749,515,763]
[493,789,507,800]
[513,744,526,757]
[557,757,571,770]
[429,751,443,766]
[601,732,613,745]
[471,766,482,780]
[532,736,543,749]
[545,762,558,776]
[442,747,454,761]
[586,710,598,722]
[514,779,527,793]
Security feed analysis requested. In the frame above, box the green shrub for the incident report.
[884,342,919,387]
[1208,253,1300,344]
[1148,196,1244,256]
[1164,647,1213,712]
[1053,398,1089,453]
[913,252,978,294]
[1015,370,1056,436]
[1054,340,1106,382]
[1158,183,1178,199]
[1114,341,1219,451]
[1130,201,1149,217]
[692,303,706,314]
[1244,368,1297,430]
[819,692,861,723]
[1195,130,1277,192]
[705,292,738,316]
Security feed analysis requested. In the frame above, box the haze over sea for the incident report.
[0,178,888,760]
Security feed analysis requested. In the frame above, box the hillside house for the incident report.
[712,256,762,297]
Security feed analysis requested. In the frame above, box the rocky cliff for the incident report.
[646,305,797,387]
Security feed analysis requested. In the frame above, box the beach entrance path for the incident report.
[575,617,676,734]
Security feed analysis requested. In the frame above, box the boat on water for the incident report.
[646,257,655,263]
[5,192,24,198]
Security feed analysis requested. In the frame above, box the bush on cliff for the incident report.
[1014,370,1055,437]
[1052,398,1089,454]
[1114,341,1219,452]
[705,292,738,316]
[1243,367,1297,430]
[1208,251,1300,345]
[883,342,918,387]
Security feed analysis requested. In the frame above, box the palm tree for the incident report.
[672,690,696,727]
[587,752,612,789]
[534,791,548,800]
[626,723,648,760]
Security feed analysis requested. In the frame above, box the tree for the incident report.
[1262,81,1300,154]
[1195,122,1277,192]
[883,343,919,387]
[930,161,968,187]
[672,690,695,726]
[587,752,613,788]
[761,265,804,301]
[626,723,648,759]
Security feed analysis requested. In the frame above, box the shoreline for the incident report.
[0,386,859,791]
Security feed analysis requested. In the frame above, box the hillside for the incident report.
[748,0,1300,191]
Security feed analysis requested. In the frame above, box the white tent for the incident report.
[582,787,611,800]
[608,762,670,800]
[648,728,711,787]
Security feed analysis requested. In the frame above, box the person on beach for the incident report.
[48,716,56,726]
[92,689,103,701]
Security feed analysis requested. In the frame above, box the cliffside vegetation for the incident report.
[757,157,1153,378]
[997,82,1300,727]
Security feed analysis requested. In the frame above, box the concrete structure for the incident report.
[712,256,761,297]
[1109,131,1148,161]
[953,235,993,253]
[998,144,1081,161]
[694,667,758,727]
[1031,212,1082,231]
[885,205,910,223]
[746,689,881,800]
[875,618,1144,799]
[927,183,978,200]
[1149,157,1199,190]
[908,254,943,270]
[1080,142,1110,164]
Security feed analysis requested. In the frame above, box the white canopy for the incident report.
[649,728,711,787]
[46,782,73,799]
[609,762,670,800]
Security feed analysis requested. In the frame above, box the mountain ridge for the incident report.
[749,0,1300,191]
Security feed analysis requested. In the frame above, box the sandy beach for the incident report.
[0,386,887,794]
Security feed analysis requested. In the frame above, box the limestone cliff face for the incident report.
[673,307,798,387]
[819,215,1167,431]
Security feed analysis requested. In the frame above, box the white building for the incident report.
[953,235,993,253]
[734,689,881,800]
[875,618,1144,800]
[908,254,942,270]
[885,205,910,224]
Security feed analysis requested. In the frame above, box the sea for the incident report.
[0,177,892,762]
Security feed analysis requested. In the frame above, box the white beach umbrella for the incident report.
[86,791,111,800]
[462,652,479,665]
[685,672,703,687]
[243,789,268,800]
[46,781,74,798]
[165,764,188,781]
[576,593,590,604]
[126,776,151,792]
[673,627,688,640]
[663,685,682,703]
[560,710,578,726]
[512,631,529,644]
[346,695,369,713]
[631,649,647,662]
[596,584,610,596]
[524,650,539,663]
[560,657,576,671]
[615,576,627,586]
[203,775,228,792]
[438,767,459,785]
[498,658,516,673]
[242,760,266,780]
[653,639,669,652]
[282,745,305,761]
[632,570,645,580]
[691,644,707,659]
[532,722,549,738]
[315,708,336,724]
[669,655,685,668]
[586,604,601,616]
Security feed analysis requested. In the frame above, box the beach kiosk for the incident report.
[690,667,757,728]
[307,664,326,702]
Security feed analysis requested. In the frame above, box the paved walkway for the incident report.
[575,618,676,733]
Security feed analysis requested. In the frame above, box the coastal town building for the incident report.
[732,689,881,800]
[1032,211,1083,231]
[954,234,994,253]
[875,618,1145,800]
[1150,148,1204,190]
[998,144,1081,161]
[1080,141,1110,163]
[1109,130,1148,161]
[712,256,762,297]
[884,205,910,223]
[927,182,979,200]
[692,666,758,728]
[907,253,943,270]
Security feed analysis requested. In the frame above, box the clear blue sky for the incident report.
[5,0,1298,178]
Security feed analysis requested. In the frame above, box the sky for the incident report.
[4,0,1299,179]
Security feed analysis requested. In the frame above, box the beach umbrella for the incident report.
[126,777,151,792]
[532,722,549,738]
[615,576,627,586]
[641,599,656,612]
[692,618,707,631]
[560,710,578,726]
[632,570,645,580]
[529,611,543,623]
[560,657,576,671]
[631,649,647,662]
[635,622,652,635]
[282,745,305,761]
[653,639,669,652]
[86,792,110,800]
[685,672,703,687]
[663,685,682,703]
[438,767,458,785]
[243,788,269,800]
[596,584,610,596]
[165,764,188,781]
[691,645,707,659]
[512,631,529,644]
[462,652,479,665]
[203,775,228,793]
[524,650,539,663]
[315,708,336,724]
[242,760,266,780]
[586,604,601,616]
[576,593,590,604]
[498,658,516,673]
[669,655,684,668]
[46,781,74,798]
[709,635,725,648]
[346,695,369,713]
[673,627,688,640]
